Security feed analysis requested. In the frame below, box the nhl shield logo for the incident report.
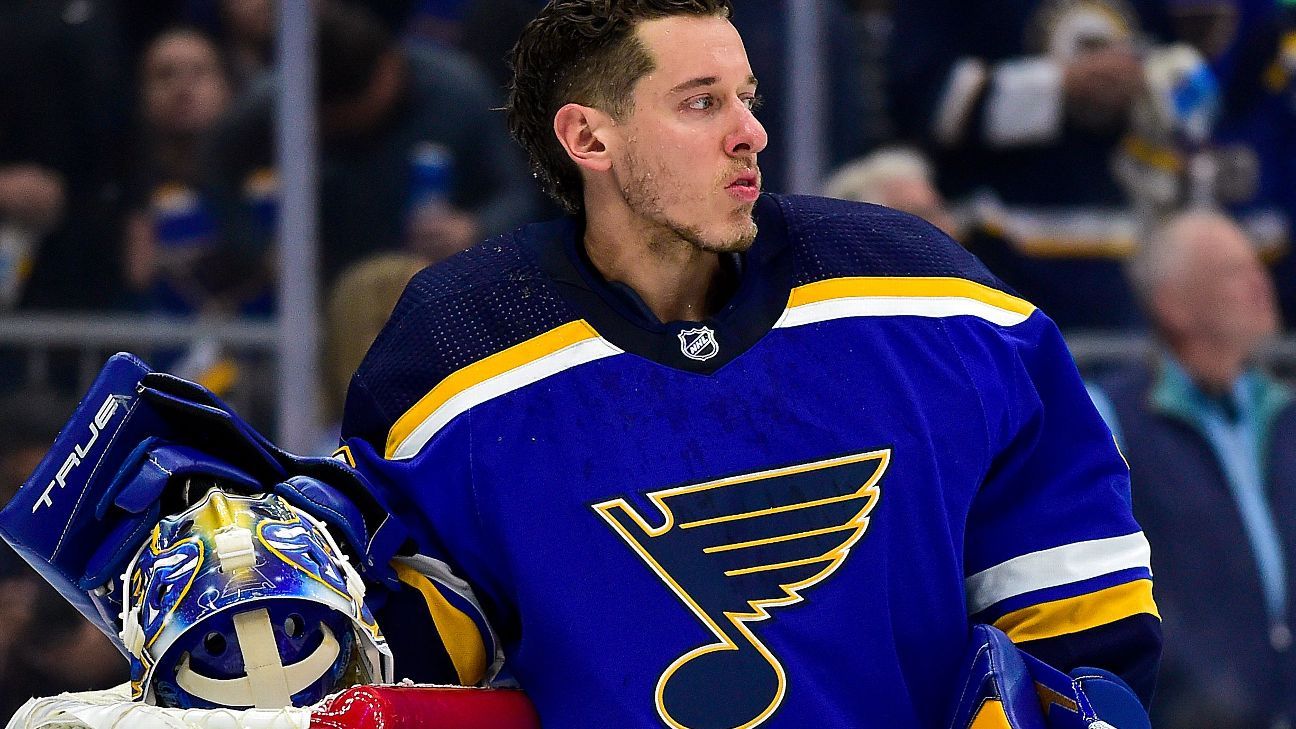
[678,326,719,362]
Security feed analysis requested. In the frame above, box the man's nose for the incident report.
[726,105,768,158]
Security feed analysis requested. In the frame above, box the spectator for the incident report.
[1091,210,1292,728]
[0,165,64,308]
[125,27,269,319]
[203,0,537,285]
[888,0,1182,329]
[1186,0,1296,330]
[823,147,958,237]
[318,251,428,451]
[122,27,273,396]
[0,0,131,312]
[152,0,274,90]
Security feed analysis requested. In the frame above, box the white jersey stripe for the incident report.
[390,337,623,460]
[965,532,1152,614]
[776,296,1032,330]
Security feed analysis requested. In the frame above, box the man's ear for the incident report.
[554,103,613,173]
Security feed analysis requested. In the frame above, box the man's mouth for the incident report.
[726,171,761,202]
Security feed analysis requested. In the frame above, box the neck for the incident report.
[582,203,730,323]
[1171,338,1249,395]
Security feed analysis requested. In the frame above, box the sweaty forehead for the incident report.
[633,14,752,91]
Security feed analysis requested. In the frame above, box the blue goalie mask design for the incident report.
[118,489,393,708]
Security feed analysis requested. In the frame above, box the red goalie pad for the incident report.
[310,686,540,729]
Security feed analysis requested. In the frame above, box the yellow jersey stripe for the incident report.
[393,561,489,685]
[779,277,1036,329]
[386,320,622,459]
[788,277,1034,314]
[969,699,1012,729]
[385,278,1032,458]
[993,579,1160,644]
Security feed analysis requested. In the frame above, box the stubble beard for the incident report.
[621,148,758,257]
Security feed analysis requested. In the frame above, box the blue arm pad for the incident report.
[0,353,409,653]
[948,624,1151,729]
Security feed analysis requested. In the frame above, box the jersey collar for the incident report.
[521,194,794,375]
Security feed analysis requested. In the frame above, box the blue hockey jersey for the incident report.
[340,194,1160,728]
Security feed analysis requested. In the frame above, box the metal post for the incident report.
[785,0,827,194]
[275,0,322,452]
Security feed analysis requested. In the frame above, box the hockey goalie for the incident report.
[0,354,539,729]
[0,353,1154,729]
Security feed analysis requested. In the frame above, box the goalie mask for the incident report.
[119,489,393,709]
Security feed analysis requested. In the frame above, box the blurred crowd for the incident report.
[1,0,1296,725]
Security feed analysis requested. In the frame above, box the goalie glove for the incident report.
[0,352,409,658]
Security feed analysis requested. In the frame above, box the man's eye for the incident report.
[687,96,714,111]
[744,95,764,112]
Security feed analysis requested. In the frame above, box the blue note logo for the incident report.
[678,327,720,362]
[593,450,889,729]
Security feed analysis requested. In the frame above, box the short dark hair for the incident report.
[506,0,733,213]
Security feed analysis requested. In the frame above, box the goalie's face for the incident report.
[123,490,391,709]
[603,15,766,253]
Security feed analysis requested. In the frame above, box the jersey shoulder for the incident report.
[766,194,1008,292]
[343,225,581,446]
